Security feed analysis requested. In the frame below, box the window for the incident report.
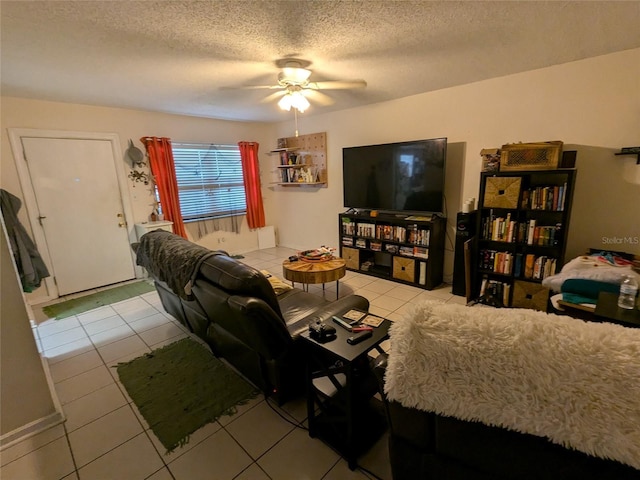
[171,143,246,221]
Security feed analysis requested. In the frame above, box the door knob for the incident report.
[37,215,47,226]
[117,213,123,217]
[118,222,127,228]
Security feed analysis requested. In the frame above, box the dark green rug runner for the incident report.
[116,337,259,452]
[42,280,156,320]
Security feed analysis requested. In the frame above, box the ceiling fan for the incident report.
[231,59,367,113]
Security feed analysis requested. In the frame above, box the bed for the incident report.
[543,249,640,314]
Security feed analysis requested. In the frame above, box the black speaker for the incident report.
[452,211,477,297]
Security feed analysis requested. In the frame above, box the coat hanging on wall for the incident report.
[0,189,50,292]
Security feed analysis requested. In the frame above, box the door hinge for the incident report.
[53,277,57,286]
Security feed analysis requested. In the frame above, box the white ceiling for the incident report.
[2,1,639,122]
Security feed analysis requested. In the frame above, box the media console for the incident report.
[338,212,445,290]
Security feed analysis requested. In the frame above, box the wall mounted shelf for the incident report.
[616,147,640,165]
[270,132,327,187]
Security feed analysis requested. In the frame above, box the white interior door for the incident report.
[20,136,135,296]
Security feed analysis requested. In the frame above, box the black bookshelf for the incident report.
[475,168,577,310]
[338,212,445,290]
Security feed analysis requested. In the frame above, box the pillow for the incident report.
[260,270,293,296]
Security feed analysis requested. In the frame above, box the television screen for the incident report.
[342,138,447,214]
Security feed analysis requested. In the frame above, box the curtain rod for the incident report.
[172,142,237,148]
[140,138,239,148]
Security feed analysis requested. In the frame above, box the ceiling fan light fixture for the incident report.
[277,94,293,111]
[278,90,310,113]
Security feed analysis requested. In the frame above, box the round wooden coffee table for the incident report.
[282,257,347,299]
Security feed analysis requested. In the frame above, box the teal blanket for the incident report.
[561,278,619,303]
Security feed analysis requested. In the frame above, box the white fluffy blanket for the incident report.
[385,301,640,469]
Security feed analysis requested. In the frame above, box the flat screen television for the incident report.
[342,137,447,214]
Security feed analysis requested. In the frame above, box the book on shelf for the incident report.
[544,258,557,278]
[559,182,567,211]
[483,214,518,243]
[341,219,355,236]
[521,184,568,211]
[514,253,523,277]
[375,224,408,242]
[524,254,536,279]
[413,246,429,259]
[503,283,511,306]
[357,222,375,238]
[527,220,536,245]
[479,249,513,274]
[479,276,510,306]
[399,246,414,256]
[521,254,558,280]
[370,241,382,251]
[418,261,427,285]
[384,244,399,254]
[533,256,544,279]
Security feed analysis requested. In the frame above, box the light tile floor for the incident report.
[1,247,465,480]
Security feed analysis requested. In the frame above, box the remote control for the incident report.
[347,330,373,345]
[352,326,374,333]
[332,316,353,332]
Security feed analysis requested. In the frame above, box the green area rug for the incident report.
[42,280,156,320]
[116,337,259,452]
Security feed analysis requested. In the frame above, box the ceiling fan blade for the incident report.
[304,89,335,106]
[308,80,367,90]
[261,90,287,103]
[220,84,281,90]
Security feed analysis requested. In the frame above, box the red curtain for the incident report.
[238,141,265,229]
[140,137,188,238]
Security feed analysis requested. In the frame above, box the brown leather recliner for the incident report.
[135,230,369,404]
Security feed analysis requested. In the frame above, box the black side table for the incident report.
[594,291,640,328]
[300,318,390,470]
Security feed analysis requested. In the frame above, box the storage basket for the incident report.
[483,177,522,209]
[511,280,549,311]
[500,141,562,171]
[393,256,415,282]
[342,247,359,270]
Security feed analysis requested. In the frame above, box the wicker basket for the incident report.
[500,141,563,171]
[483,177,522,209]
[342,247,359,270]
[393,256,415,282]
[511,280,549,312]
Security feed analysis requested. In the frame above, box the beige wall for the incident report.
[269,48,640,280]
[1,99,276,300]
[0,218,60,439]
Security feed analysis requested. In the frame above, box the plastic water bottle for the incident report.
[617,275,638,310]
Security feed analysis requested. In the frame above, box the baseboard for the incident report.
[0,411,65,451]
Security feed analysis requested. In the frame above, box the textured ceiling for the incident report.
[2,1,639,122]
